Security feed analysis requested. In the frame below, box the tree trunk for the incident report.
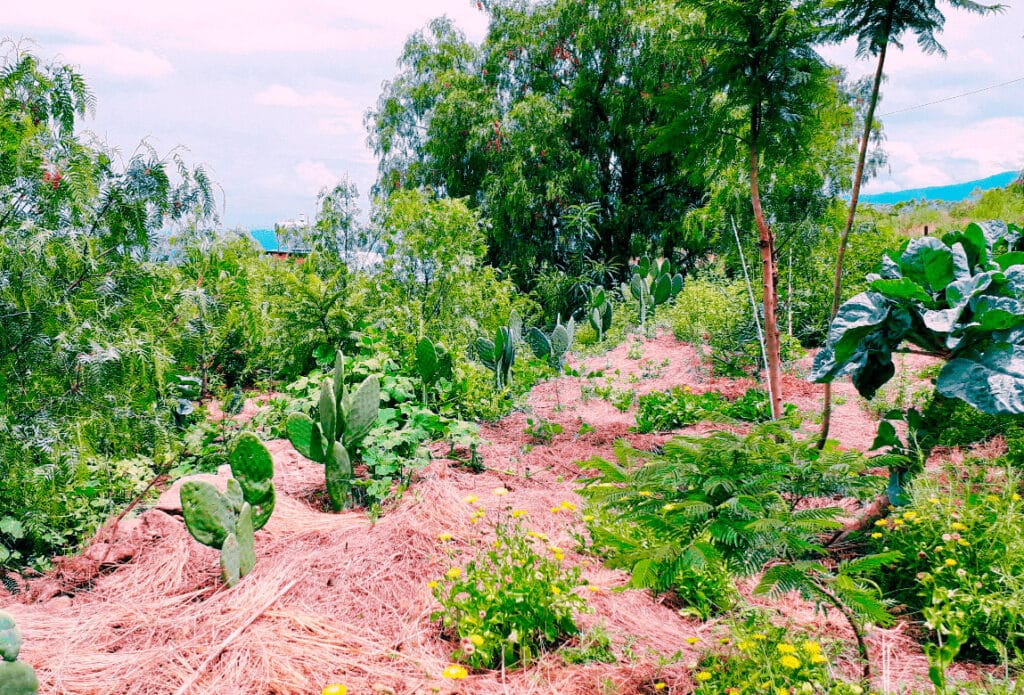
[749,143,784,419]
[820,29,890,446]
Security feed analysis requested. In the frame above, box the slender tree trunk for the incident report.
[750,143,784,419]
[820,35,890,446]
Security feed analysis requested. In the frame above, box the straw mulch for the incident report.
[0,332,991,694]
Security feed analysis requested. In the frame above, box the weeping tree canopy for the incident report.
[366,0,711,283]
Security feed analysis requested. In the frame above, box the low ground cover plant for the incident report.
[430,505,586,670]
[867,465,1024,666]
[634,386,792,433]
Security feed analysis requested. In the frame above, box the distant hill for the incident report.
[860,170,1020,206]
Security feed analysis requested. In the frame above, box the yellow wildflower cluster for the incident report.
[442,664,468,679]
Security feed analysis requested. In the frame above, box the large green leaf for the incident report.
[869,278,931,304]
[415,337,438,382]
[810,292,891,381]
[937,344,1024,414]
[900,237,955,294]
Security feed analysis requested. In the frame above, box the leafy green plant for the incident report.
[813,221,1024,500]
[286,350,380,511]
[620,257,683,333]
[560,623,617,665]
[866,465,1024,665]
[431,514,586,670]
[690,610,866,695]
[476,312,522,390]
[524,316,575,373]
[181,433,276,587]
[0,611,38,694]
[634,387,788,433]
[524,417,564,444]
[579,423,879,607]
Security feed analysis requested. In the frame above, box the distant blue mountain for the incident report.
[860,170,1020,206]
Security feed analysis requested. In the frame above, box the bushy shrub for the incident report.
[579,423,879,614]
[867,465,1024,663]
[920,393,1024,449]
[634,387,788,433]
[691,610,866,694]
[431,508,586,670]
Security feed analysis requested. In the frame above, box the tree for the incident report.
[312,177,363,263]
[818,0,1003,443]
[366,1,707,283]
[658,0,835,418]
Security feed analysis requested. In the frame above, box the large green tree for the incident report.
[367,0,707,282]
[657,0,837,417]
[818,0,1003,441]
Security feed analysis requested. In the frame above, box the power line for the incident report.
[879,75,1024,116]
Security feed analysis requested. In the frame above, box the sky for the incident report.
[6,1,1023,230]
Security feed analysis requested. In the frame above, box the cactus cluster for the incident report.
[286,350,380,511]
[621,257,683,332]
[181,433,276,587]
[0,612,38,694]
[524,315,575,373]
[475,311,522,390]
[414,337,453,402]
[587,287,613,342]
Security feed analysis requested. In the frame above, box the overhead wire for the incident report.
[878,75,1024,116]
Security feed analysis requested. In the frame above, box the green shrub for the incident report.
[920,393,1024,449]
[634,387,791,433]
[691,610,865,694]
[431,511,586,670]
[867,465,1024,663]
[579,423,879,612]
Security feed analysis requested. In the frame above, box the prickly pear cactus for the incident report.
[0,612,38,695]
[229,433,276,529]
[181,435,275,586]
[285,349,381,511]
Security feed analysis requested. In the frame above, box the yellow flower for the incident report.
[929,497,941,505]
[428,580,439,589]
[654,683,667,691]
[511,509,528,518]
[588,585,601,593]
[685,637,700,645]
[322,685,347,695]
[871,532,883,539]
[470,634,484,647]
[737,640,753,651]
[527,531,548,541]
[560,500,577,511]
[442,664,468,679]
[550,585,562,595]
[753,633,767,641]
[638,490,653,497]
[464,494,478,504]
[892,519,905,527]
[695,671,712,682]
[801,640,820,654]
[446,567,462,579]
[902,511,917,520]
[874,519,888,527]
[1013,493,1021,501]
[776,643,797,655]
[550,507,561,514]
[950,522,967,531]
[985,494,1000,504]
[582,514,594,522]
[492,487,509,496]
[776,688,790,695]
[944,558,957,567]
[811,654,827,664]
[957,538,970,546]
[438,533,453,542]
[780,654,801,669]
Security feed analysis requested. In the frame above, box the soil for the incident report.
[0,333,997,694]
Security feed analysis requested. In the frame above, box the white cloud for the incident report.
[254,85,352,111]
[58,42,173,78]
[293,159,340,193]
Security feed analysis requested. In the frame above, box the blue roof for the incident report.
[860,170,1019,206]
[249,228,280,252]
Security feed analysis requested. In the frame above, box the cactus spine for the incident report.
[620,257,683,332]
[181,433,275,587]
[475,311,522,390]
[286,350,380,511]
[0,611,38,694]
